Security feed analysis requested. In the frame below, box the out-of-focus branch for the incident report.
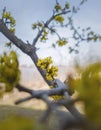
[15,84,100,130]
[15,83,67,104]
[16,83,83,125]
[16,84,33,94]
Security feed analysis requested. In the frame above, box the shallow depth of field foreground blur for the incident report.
[0,65,78,110]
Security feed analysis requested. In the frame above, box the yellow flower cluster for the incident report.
[32,22,48,42]
[50,86,64,101]
[2,11,16,33]
[9,28,15,33]
[46,66,58,80]
[57,38,67,46]
[65,2,70,9]
[55,4,62,12]
[54,15,64,24]
[37,57,58,80]
[32,22,43,29]
[54,2,70,12]
[40,29,48,42]
[37,57,52,70]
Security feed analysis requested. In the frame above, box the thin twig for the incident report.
[32,10,71,46]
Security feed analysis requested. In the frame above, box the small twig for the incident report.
[16,84,34,94]
[32,9,71,46]
[15,95,34,105]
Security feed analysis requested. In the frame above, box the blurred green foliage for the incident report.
[0,114,47,130]
[66,62,101,126]
[0,105,60,130]
[0,115,34,130]
[0,51,20,94]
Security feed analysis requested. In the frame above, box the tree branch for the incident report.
[32,10,71,46]
[0,19,34,55]
[0,18,84,129]
[15,83,67,104]
[15,84,100,130]
[0,19,55,87]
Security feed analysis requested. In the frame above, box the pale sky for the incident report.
[0,0,101,66]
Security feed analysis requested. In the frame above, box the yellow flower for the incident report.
[57,38,67,46]
[2,10,16,32]
[46,66,58,80]
[54,15,64,24]
[46,74,53,80]
[37,57,53,70]
[9,28,15,33]
[49,86,64,101]
[37,57,58,80]
[55,4,62,12]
